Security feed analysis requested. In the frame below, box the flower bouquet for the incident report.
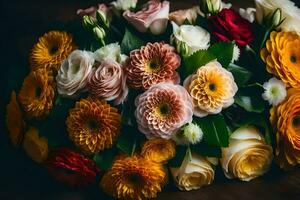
[5,0,300,199]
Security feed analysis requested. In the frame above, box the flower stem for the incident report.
[187,146,192,161]
[131,139,137,156]
[260,28,271,50]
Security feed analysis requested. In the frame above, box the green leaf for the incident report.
[183,50,216,76]
[208,42,234,67]
[194,114,229,147]
[93,148,117,170]
[121,29,145,54]
[235,84,266,113]
[227,63,252,86]
[191,142,222,158]
[116,125,142,155]
[169,146,187,167]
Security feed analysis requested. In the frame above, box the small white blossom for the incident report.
[183,123,203,145]
[232,44,240,63]
[262,77,287,106]
[111,0,137,11]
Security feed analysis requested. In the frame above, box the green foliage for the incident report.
[194,114,229,147]
[235,84,266,113]
[227,63,252,86]
[191,142,222,158]
[93,148,118,170]
[121,29,145,55]
[208,42,234,68]
[169,146,187,167]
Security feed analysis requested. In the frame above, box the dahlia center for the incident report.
[156,103,171,118]
[127,172,143,186]
[290,55,297,63]
[87,119,99,131]
[292,116,300,132]
[35,86,42,97]
[146,59,161,73]
[49,45,59,55]
[208,83,216,91]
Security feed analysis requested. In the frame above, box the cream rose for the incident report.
[93,43,127,64]
[88,59,128,105]
[111,0,137,11]
[170,152,215,191]
[171,22,210,56]
[56,50,94,97]
[169,6,201,26]
[221,126,273,181]
[255,0,300,33]
[123,0,170,35]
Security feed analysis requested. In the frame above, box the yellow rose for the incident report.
[170,152,215,191]
[141,138,176,164]
[23,127,49,163]
[270,88,300,170]
[221,126,273,181]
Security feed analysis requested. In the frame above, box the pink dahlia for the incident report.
[135,82,193,139]
[125,42,181,90]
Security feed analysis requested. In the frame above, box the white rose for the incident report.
[221,126,273,182]
[239,7,256,23]
[170,152,215,191]
[93,43,127,64]
[56,50,94,97]
[111,0,137,11]
[255,0,300,33]
[171,22,210,56]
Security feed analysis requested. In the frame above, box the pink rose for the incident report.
[123,0,170,35]
[88,59,128,105]
[77,4,110,20]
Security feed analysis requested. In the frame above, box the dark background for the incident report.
[1,0,300,199]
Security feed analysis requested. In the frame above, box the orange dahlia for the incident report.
[183,61,237,117]
[66,97,121,154]
[100,155,167,200]
[19,68,55,119]
[270,87,300,170]
[141,138,176,164]
[261,31,300,88]
[6,91,26,147]
[125,42,181,90]
[30,31,77,72]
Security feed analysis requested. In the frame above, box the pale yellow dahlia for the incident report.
[270,88,300,170]
[6,91,26,147]
[23,127,49,163]
[66,97,121,155]
[30,31,77,72]
[261,31,300,88]
[125,42,181,90]
[100,155,167,200]
[19,68,55,119]
[141,138,176,164]
[183,61,238,117]
[135,82,193,139]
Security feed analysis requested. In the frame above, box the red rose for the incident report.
[209,8,254,46]
[46,147,100,187]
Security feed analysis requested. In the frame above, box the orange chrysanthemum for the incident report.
[261,31,300,88]
[125,42,181,90]
[30,31,77,72]
[66,97,121,154]
[100,155,167,200]
[19,68,55,119]
[141,139,176,164]
[183,61,237,117]
[6,91,26,147]
[270,87,300,170]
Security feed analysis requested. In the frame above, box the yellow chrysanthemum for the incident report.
[6,91,26,147]
[183,61,237,117]
[30,31,77,72]
[66,97,121,155]
[23,127,49,163]
[141,138,176,164]
[19,68,55,119]
[261,31,300,88]
[270,87,300,170]
[100,155,167,200]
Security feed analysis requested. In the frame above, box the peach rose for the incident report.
[88,59,128,105]
[169,6,201,25]
[123,0,170,35]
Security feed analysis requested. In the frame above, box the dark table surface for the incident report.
[1,0,300,199]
